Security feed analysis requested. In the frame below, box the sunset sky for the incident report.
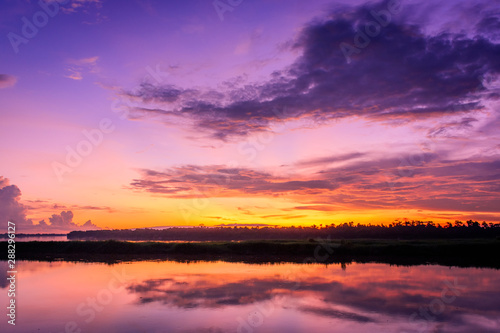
[1,0,499,233]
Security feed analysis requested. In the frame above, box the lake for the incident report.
[0,235,69,242]
[1,260,499,332]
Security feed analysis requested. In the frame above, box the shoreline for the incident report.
[3,238,500,268]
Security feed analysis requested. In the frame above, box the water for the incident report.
[0,235,68,242]
[0,236,200,242]
[1,260,499,332]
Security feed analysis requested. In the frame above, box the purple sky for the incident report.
[1,0,499,232]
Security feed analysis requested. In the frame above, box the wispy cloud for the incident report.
[61,0,103,14]
[130,166,338,198]
[24,199,115,214]
[297,152,366,167]
[64,56,99,80]
[128,152,500,216]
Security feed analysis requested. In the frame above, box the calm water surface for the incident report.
[0,236,69,242]
[1,261,499,332]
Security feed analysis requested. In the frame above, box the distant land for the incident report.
[67,221,500,241]
[0,233,66,238]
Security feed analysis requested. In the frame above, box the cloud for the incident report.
[0,177,26,226]
[303,154,500,214]
[23,200,114,214]
[291,205,338,212]
[299,305,375,323]
[0,177,100,233]
[127,277,284,308]
[64,56,99,80]
[297,152,366,167]
[60,0,103,14]
[128,151,500,218]
[476,12,500,41]
[64,71,83,81]
[70,56,99,66]
[122,264,499,332]
[261,214,308,220]
[124,270,500,330]
[129,166,338,198]
[215,223,277,227]
[0,74,17,89]
[116,0,500,140]
[427,117,479,138]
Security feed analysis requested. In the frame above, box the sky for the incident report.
[0,0,499,233]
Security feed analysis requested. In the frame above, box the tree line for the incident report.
[67,220,500,241]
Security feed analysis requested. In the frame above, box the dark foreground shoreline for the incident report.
[3,239,500,268]
[0,239,500,268]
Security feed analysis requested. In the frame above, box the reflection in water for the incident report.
[0,235,68,242]
[1,261,499,332]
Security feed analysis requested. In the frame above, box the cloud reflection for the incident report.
[125,263,500,332]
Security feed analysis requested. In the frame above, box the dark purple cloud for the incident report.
[476,13,500,40]
[0,177,26,226]
[119,0,500,140]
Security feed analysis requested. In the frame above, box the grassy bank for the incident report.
[3,239,500,268]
